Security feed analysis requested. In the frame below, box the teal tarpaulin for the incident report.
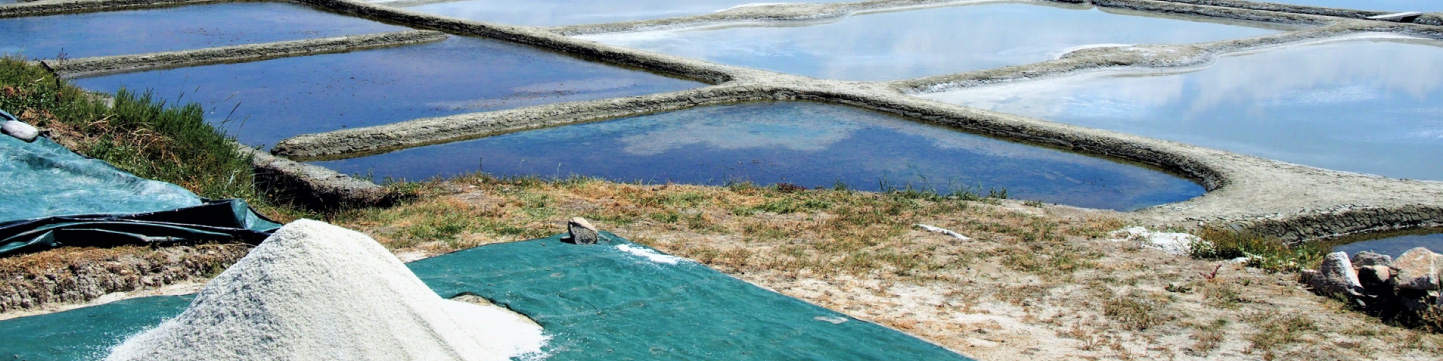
[0,233,974,361]
[0,134,279,257]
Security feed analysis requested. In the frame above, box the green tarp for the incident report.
[0,233,974,361]
[0,134,279,257]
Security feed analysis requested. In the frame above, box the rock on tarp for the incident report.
[0,135,278,257]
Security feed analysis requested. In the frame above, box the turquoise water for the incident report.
[0,234,973,361]
[72,37,701,147]
[316,102,1203,211]
[925,38,1443,180]
[582,3,1280,81]
[0,2,406,59]
[403,0,850,27]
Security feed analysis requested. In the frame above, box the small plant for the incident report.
[1188,227,1326,273]
[774,182,806,193]
[1200,264,1223,281]
[1103,290,1171,330]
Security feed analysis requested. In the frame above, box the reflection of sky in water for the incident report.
[0,2,406,59]
[582,3,1278,81]
[926,38,1443,180]
[1334,232,1443,257]
[1258,0,1443,12]
[72,37,700,147]
[404,0,850,26]
[317,102,1203,211]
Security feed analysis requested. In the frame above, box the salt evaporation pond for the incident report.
[398,0,850,27]
[1257,0,1443,12]
[73,37,701,147]
[1334,231,1443,257]
[924,38,1443,180]
[582,3,1282,81]
[317,102,1203,211]
[0,2,406,59]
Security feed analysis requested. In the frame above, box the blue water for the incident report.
[582,3,1281,81]
[1334,232,1443,257]
[72,37,701,147]
[316,102,1203,211]
[1250,0,1443,12]
[403,0,850,27]
[0,2,407,59]
[926,38,1443,180]
[0,234,973,361]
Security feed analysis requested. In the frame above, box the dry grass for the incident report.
[321,174,1122,283]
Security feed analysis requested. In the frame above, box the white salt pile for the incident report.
[105,219,546,361]
[1108,226,1202,256]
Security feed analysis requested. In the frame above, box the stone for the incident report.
[1357,265,1393,293]
[1351,251,1392,268]
[1392,247,1441,291]
[1397,289,1434,313]
[2,120,39,142]
[566,217,598,245]
[1308,252,1363,296]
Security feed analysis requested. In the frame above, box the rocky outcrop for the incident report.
[1302,247,1441,326]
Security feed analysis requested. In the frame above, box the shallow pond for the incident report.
[1333,231,1442,257]
[0,2,407,59]
[581,3,1281,81]
[316,102,1204,211]
[1256,0,1443,12]
[924,38,1443,180]
[72,37,701,147]
[398,0,849,27]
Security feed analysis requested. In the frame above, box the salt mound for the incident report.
[105,219,545,361]
[1108,226,1200,256]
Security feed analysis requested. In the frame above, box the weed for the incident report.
[1103,290,1172,330]
[1189,227,1327,272]
[1185,319,1228,356]
[1244,312,1316,355]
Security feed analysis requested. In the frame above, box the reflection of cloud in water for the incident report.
[608,103,1145,171]
[930,37,1443,122]
[926,71,1187,123]
[617,104,862,155]
[586,4,1275,80]
[927,38,1443,179]
[511,77,641,94]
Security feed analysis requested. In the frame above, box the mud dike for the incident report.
[4,0,1441,243]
